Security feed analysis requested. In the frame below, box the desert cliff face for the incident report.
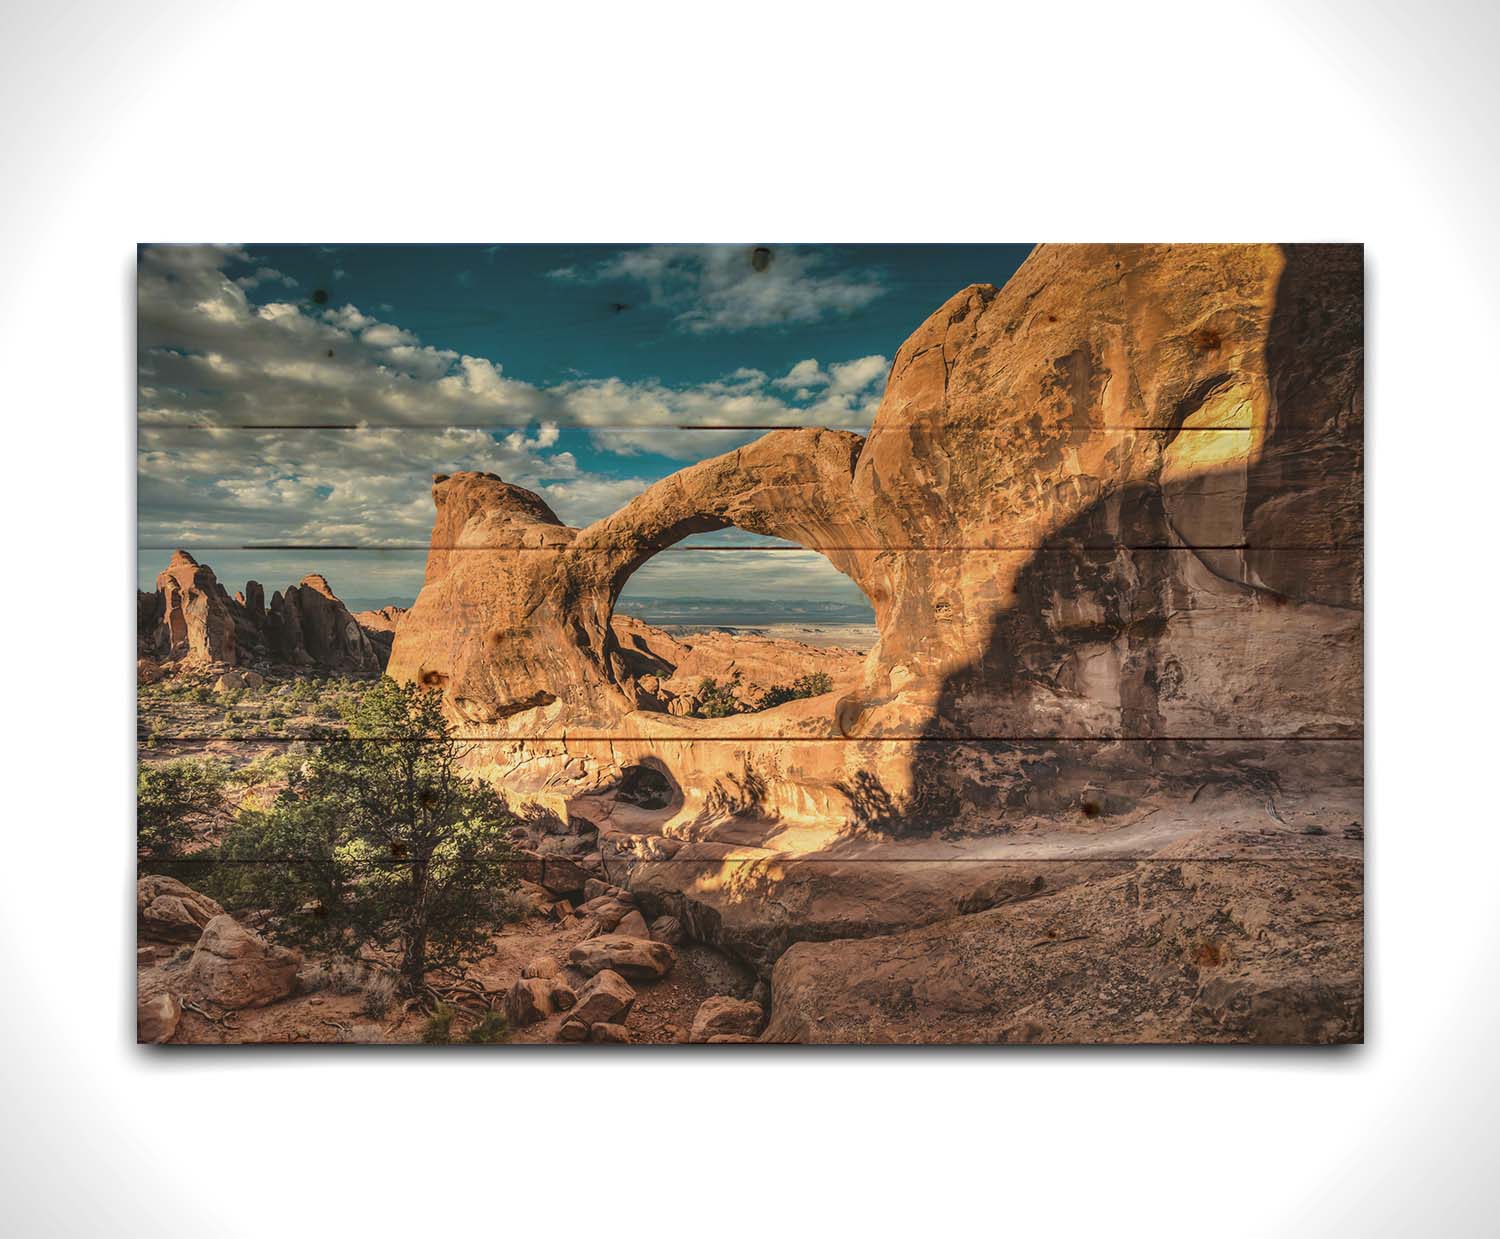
[387,243,1361,835]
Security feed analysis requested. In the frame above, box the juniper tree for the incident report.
[218,677,518,991]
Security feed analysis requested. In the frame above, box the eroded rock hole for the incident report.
[616,763,675,810]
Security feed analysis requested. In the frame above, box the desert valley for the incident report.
[136,242,1363,1046]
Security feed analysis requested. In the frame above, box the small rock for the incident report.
[182,915,300,1009]
[690,995,763,1043]
[137,973,180,1043]
[576,896,632,930]
[569,935,676,981]
[649,915,685,945]
[613,910,650,938]
[521,956,559,980]
[706,1034,758,1044]
[556,1019,589,1042]
[505,977,554,1026]
[589,1022,632,1044]
[137,875,225,944]
[583,879,631,903]
[539,857,589,896]
[570,969,636,1026]
[550,982,577,1012]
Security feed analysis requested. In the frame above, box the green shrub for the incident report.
[137,758,230,859]
[757,671,835,709]
[361,971,398,1019]
[212,677,519,991]
[421,1002,457,1044]
[694,673,747,718]
[465,1010,510,1044]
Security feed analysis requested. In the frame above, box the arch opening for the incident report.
[608,534,877,711]
[615,762,677,810]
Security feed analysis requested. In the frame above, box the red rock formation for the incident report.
[144,550,238,665]
[139,555,388,674]
[386,244,1362,834]
[263,574,382,673]
[353,605,408,661]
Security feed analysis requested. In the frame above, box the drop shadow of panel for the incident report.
[882,243,1364,836]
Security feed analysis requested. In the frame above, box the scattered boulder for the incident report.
[649,915,685,946]
[576,896,633,931]
[137,972,180,1043]
[613,910,650,939]
[690,996,764,1043]
[505,977,554,1027]
[556,1019,589,1042]
[570,969,636,1026]
[182,915,300,1009]
[137,875,224,943]
[569,935,675,981]
[520,956,560,980]
[540,857,589,896]
[589,1023,632,1044]
[550,982,577,1012]
[214,668,265,693]
[706,1034,758,1044]
[583,879,632,902]
[515,880,553,916]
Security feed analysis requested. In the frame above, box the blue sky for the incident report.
[137,243,1031,609]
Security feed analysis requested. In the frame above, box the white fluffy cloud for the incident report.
[137,246,891,587]
[551,244,886,333]
[138,246,551,427]
[774,358,829,389]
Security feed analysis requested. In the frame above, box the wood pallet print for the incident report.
[135,243,1363,1045]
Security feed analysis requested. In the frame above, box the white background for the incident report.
[1,1,1496,1234]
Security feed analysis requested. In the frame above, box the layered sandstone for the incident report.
[387,244,1362,834]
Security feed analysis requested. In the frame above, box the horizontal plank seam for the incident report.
[136,543,1363,553]
[140,423,1270,433]
[144,855,1364,866]
[139,734,1365,743]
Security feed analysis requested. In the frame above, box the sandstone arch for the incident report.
[389,243,1362,835]
[386,427,885,732]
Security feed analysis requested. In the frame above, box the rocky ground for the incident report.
[138,871,763,1046]
[139,749,1362,1046]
